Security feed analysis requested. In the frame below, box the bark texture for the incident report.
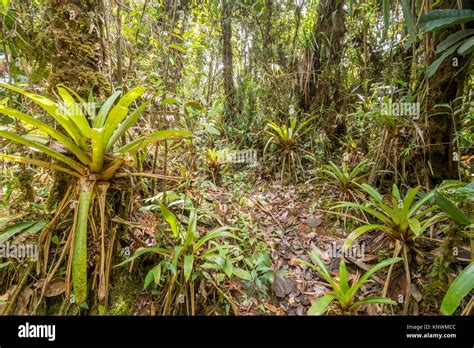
[46,0,110,98]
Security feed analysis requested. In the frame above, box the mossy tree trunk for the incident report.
[411,0,473,186]
[46,0,110,99]
[298,0,346,152]
[221,0,236,125]
[45,0,110,209]
[421,54,471,185]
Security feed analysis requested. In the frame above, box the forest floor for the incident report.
[0,165,458,316]
[221,178,389,316]
[129,167,401,316]
[232,180,337,315]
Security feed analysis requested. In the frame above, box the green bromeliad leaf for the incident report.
[308,293,337,315]
[0,130,85,174]
[116,129,192,154]
[0,104,90,165]
[0,83,86,149]
[441,263,474,315]
[434,190,471,226]
[57,86,92,138]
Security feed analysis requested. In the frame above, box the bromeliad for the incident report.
[297,250,401,315]
[0,83,191,305]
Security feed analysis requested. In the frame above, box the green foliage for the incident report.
[0,2,48,82]
[434,190,471,226]
[441,263,474,315]
[205,148,228,184]
[235,251,274,296]
[156,204,241,283]
[297,250,401,315]
[1,0,472,318]
[434,186,473,253]
[433,189,473,315]
[0,83,190,178]
[433,98,474,176]
[419,9,474,77]
[334,184,442,251]
[400,0,416,40]
[0,83,191,305]
[320,160,369,200]
[264,115,317,183]
[381,0,416,41]
[117,202,245,313]
[0,218,48,245]
[419,9,474,33]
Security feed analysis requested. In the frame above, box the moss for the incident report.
[45,0,110,98]
[45,171,70,210]
[11,166,34,211]
[107,270,142,316]
[425,225,464,302]
[16,167,34,201]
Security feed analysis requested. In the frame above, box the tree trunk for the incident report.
[298,0,346,151]
[45,0,110,208]
[46,0,110,98]
[422,56,470,185]
[263,0,273,59]
[412,0,473,186]
[221,0,235,124]
[163,0,190,93]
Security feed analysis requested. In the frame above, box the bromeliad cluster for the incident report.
[0,83,191,307]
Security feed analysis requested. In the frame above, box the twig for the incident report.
[315,208,367,224]
[2,262,33,315]
[380,240,402,313]
[345,256,385,286]
[114,172,182,181]
[245,192,284,230]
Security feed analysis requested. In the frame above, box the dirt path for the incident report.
[226,181,344,315]
[229,180,390,315]
[131,178,390,315]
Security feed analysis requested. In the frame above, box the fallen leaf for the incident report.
[44,278,66,298]
[307,216,322,228]
[272,275,295,298]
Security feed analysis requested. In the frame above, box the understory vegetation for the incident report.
[0,0,472,316]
